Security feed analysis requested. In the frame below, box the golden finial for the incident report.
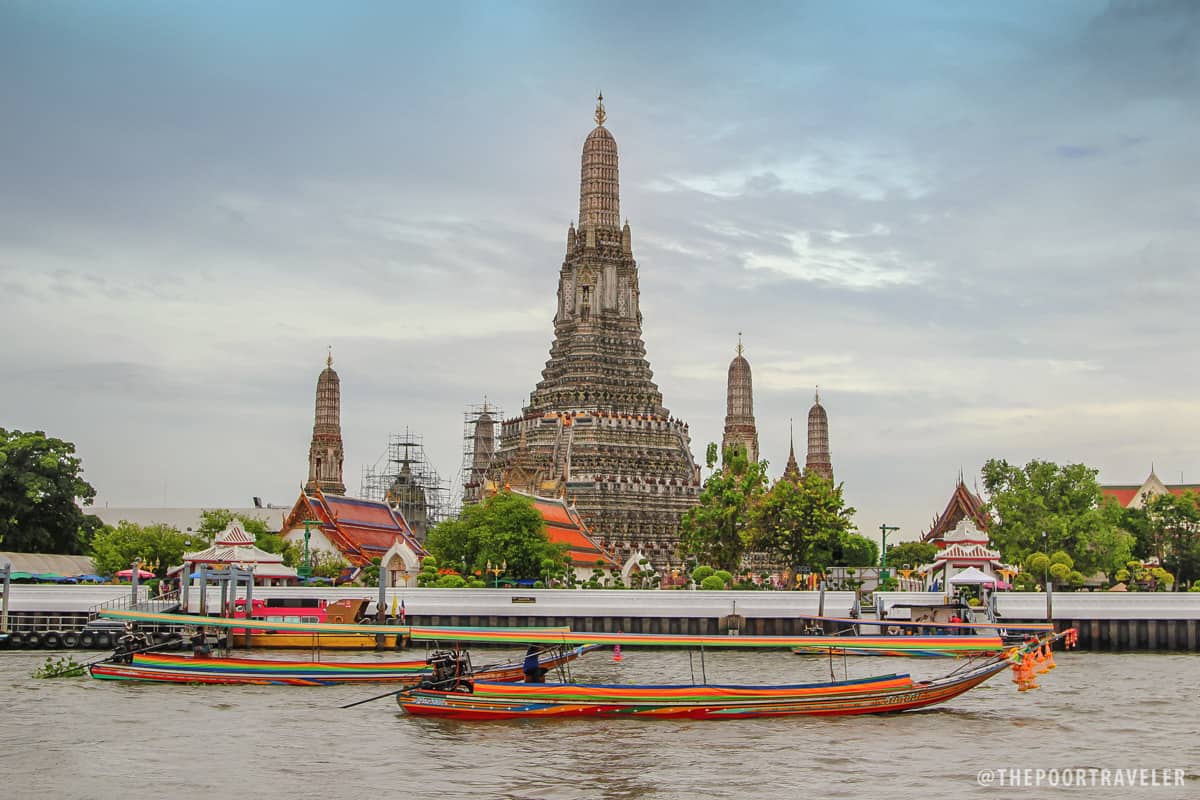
[326,346,333,368]
[594,92,606,127]
[736,332,744,357]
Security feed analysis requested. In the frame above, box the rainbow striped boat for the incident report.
[89,645,598,686]
[397,631,1076,720]
[790,635,1006,658]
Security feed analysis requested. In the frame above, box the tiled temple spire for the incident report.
[488,96,700,570]
[579,92,620,231]
[721,333,759,466]
[305,348,346,495]
[805,387,833,482]
[782,419,802,483]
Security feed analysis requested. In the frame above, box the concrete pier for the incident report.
[3,585,1199,651]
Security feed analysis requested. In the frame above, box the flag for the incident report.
[400,599,406,622]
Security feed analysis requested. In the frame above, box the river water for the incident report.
[1,648,1195,799]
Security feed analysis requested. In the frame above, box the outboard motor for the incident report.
[421,649,473,692]
[112,625,155,664]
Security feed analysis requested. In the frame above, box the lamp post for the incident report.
[879,524,899,585]
[487,560,506,588]
[297,519,319,580]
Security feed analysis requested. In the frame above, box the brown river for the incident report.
[1,649,1196,799]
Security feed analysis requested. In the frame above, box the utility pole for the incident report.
[878,524,899,584]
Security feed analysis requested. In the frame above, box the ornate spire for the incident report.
[805,387,833,482]
[783,418,801,483]
[722,335,758,466]
[579,95,620,229]
[306,353,346,495]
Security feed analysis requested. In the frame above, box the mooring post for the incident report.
[243,568,254,651]
[198,564,209,616]
[818,581,826,618]
[1046,581,1054,623]
[180,560,190,612]
[376,566,388,650]
[130,558,140,607]
[1,561,10,633]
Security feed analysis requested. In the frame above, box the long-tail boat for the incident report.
[788,614,1053,658]
[403,624,1032,658]
[790,635,1006,658]
[89,644,599,686]
[396,629,1076,720]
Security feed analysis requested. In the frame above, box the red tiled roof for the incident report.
[923,480,991,542]
[524,493,618,568]
[1101,484,1200,508]
[1101,486,1140,507]
[282,490,426,567]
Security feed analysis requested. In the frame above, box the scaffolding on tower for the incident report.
[460,399,501,508]
[359,428,449,544]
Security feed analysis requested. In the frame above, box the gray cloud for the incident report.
[2,1,1198,539]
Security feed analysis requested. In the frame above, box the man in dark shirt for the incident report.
[523,645,546,682]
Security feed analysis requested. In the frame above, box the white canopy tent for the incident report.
[948,566,994,585]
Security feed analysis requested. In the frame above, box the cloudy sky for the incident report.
[3,1,1197,542]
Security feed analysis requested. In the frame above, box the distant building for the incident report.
[781,420,802,484]
[516,490,620,581]
[927,518,1005,591]
[485,95,700,570]
[463,402,498,506]
[721,335,759,466]
[804,389,834,481]
[1102,468,1200,509]
[280,489,426,587]
[305,350,347,496]
[169,523,297,586]
[921,477,990,542]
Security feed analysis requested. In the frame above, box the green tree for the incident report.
[747,471,857,574]
[1143,491,1200,588]
[981,458,1133,576]
[90,521,197,577]
[425,491,568,580]
[678,445,768,571]
[832,532,878,567]
[1025,552,1051,577]
[700,575,727,590]
[885,541,937,569]
[416,556,440,587]
[310,550,349,580]
[1013,572,1038,591]
[0,429,100,553]
[359,557,383,586]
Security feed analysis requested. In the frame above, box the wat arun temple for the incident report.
[486,96,701,569]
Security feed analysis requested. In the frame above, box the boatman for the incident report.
[523,645,546,683]
[191,631,212,658]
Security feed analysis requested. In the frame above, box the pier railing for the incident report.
[88,588,181,620]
